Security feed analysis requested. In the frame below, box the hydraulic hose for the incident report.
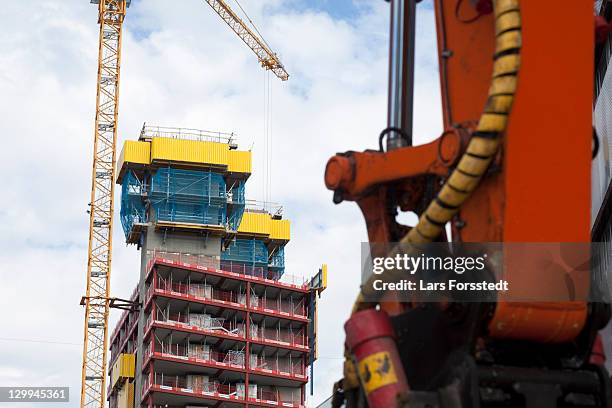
[403,0,521,244]
[341,2,523,397]
[353,0,522,313]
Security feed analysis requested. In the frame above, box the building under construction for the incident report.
[106,126,325,408]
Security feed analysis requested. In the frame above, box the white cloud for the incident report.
[0,0,441,407]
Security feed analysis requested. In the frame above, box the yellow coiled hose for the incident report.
[351,0,522,312]
[342,0,522,392]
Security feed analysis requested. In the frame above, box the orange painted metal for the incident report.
[489,302,588,343]
[326,0,594,343]
[437,0,593,241]
[324,131,462,199]
[434,0,495,130]
[324,126,463,256]
[434,0,593,342]
[502,1,592,243]
[489,1,593,341]
[434,0,504,243]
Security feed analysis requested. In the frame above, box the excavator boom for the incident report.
[325,1,611,407]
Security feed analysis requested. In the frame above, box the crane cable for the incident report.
[231,0,276,208]
[352,0,523,312]
[262,68,273,209]
[268,70,273,206]
[232,0,276,52]
[262,68,268,206]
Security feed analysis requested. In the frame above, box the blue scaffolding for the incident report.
[222,238,268,266]
[120,171,147,239]
[149,168,227,226]
[268,246,286,279]
[226,180,246,231]
[119,166,250,244]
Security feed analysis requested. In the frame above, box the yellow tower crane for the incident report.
[79,1,289,407]
[79,2,126,408]
[204,0,289,81]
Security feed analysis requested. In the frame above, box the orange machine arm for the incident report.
[326,1,607,407]
[326,0,594,347]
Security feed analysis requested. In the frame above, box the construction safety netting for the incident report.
[227,179,246,231]
[120,167,248,239]
[222,238,268,267]
[268,246,285,278]
[150,168,227,225]
[120,171,147,238]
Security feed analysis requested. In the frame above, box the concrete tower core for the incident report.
[107,126,324,408]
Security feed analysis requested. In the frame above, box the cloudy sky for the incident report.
[0,0,441,407]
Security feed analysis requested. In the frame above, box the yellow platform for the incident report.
[155,220,227,234]
[117,137,251,183]
[150,215,290,242]
[238,212,291,242]
[110,353,135,390]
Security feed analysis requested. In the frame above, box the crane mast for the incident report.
[80,1,126,408]
[204,0,289,81]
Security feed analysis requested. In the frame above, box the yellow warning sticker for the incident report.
[357,351,398,394]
